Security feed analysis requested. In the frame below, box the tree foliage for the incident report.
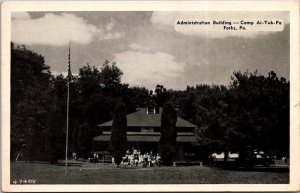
[154,84,169,109]
[224,71,289,155]
[159,102,177,165]
[11,43,62,161]
[181,71,289,159]
[10,42,289,163]
[10,43,146,162]
[110,99,127,167]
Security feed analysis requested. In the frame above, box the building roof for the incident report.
[98,108,197,128]
[93,135,197,143]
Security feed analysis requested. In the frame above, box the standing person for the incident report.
[89,152,94,162]
[112,157,115,166]
[93,152,97,163]
[72,152,77,160]
[134,150,139,167]
[139,153,143,166]
[156,154,161,167]
[148,154,152,167]
[143,153,148,167]
[126,150,130,156]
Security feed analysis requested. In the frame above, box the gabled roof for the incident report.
[98,108,197,128]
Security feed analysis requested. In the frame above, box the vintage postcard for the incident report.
[1,1,300,192]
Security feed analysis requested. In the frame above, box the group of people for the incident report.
[115,149,162,167]
[72,149,162,167]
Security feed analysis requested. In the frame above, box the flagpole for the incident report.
[65,43,71,176]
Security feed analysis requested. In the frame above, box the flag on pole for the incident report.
[67,43,72,82]
[65,42,71,176]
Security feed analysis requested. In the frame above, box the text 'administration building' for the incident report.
[93,106,198,161]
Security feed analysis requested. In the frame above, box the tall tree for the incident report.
[224,71,289,156]
[125,86,150,108]
[77,64,102,97]
[154,85,169,112]
[110,99,127,167]
[75,123,92,159]
[171,71,289,160]
[159,102,177,166]
[11,43,54,161]
[100,60,123,93]
[71,61,124,156]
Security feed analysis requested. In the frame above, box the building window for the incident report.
[127,127,141,132]
[141,127,154,132]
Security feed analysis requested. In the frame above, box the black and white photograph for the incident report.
[1,1,300,192]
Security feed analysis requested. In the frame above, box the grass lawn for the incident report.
[10,162,289,184]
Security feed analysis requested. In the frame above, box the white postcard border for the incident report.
[1,1,299,192]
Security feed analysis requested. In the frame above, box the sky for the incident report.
[11,11,289,90]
